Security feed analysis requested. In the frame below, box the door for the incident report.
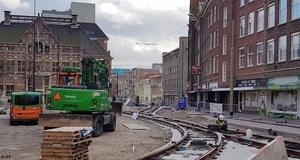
[239,91,244,111]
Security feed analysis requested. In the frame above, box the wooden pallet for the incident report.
[42,135,91,145]
[40,127,92,160]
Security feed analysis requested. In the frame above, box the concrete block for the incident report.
[246,136,288,160]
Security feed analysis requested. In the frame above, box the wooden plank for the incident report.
[41,139,92,149]
[41,147,88,157]
[42,135,91,145]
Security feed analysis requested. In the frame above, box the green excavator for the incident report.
[38,58,122,137]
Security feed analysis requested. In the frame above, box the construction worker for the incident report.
[216,115,228,132]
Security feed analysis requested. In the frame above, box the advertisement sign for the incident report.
[209,103,223,114]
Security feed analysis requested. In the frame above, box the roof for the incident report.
[79,22,108,39]
[0,18,110,57]
[0,22,31,43]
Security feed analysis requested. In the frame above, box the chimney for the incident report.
[72,14,78,25]
[4,11,11,25]
[71,14,78,28]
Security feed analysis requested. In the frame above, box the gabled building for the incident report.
[0,11,112,96]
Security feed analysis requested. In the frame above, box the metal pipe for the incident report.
[229,0,236,116]
[32,0,36,92]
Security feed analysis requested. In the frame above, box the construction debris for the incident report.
[40,127,92,160]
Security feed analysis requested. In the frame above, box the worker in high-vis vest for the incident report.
[216,115,228,132]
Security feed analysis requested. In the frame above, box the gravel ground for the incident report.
[0,106,171,160]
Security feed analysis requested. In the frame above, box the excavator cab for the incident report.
[56,65,81,86]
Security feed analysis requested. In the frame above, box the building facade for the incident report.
[129,68,160,104]
[162,37,189,106]
[0,11,112,97]
[190,0,300,118]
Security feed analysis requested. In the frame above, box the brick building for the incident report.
[0,11,112,97]
[190,0,300,118]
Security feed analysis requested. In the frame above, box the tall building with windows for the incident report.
[189,0,300,118]
[0,10,111,96]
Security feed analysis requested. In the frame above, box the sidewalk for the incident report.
[185,106,300,138]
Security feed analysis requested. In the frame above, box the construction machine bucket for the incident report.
[112,101,123,116]
[38,113,93,128]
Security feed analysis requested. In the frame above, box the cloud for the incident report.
[0,0,30,10]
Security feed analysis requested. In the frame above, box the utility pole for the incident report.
[229,0,236,116]
[32,0,36,92]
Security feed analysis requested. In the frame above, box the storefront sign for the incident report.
[268,76,300,89]
[236,78,262,87]
[192,66,201,74]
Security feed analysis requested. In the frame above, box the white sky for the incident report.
[0,0,190,69]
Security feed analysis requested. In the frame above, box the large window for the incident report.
[271,90,297,113]
[6,85,14,96]
[268,4,275,28]
[291,33,300,59]
[209,58,212,74]
[223,35,227,55]
[213,31,216,48]
[240,0,246,7]
[223,7,227,28]
[6,60,14,72]
[278,35,287,61]
[257,9,264,32]
[248,45,254,66]
[222,62,226,82]
[279,0,287,24]
[216,55,218,73]
[213,56,216,73]
[267,39,275,63]
[239,47,245,68]
[257,43,264,65]
[240,16,245,37]
[17,60,26,72]
[292,0,300,20]
[248,12,254,35]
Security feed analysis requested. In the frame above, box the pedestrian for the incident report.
[216,115,228,132]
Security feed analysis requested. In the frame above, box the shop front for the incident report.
[235,78,267,114]
[266,76,300,119]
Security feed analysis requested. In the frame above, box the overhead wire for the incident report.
[118,25,187,65]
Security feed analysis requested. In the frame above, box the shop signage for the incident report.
[236,78,262,87]
[268,76,300,89]
[192,66,201,74]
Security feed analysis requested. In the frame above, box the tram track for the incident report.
[123,106,300,159]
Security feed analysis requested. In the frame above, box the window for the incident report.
[222,62,226,82]
[0,60,3,74]
[239,47,245,68]
[223,7,227,28]
[268,4,275,28]
[279,0,287,24]
[213,31,216,48]
[291,33,300,59]
[257,43,264,65]
[62,62,70,66]
[213,56,216,73]
[248,12,254,35]
[216,29,219,47]
[249,0,254,2]
[6,85,14,96]
[17,60,26,72]
[248,45,254,66]
[292,0,300,20]
[0,85,3,96]
[240,0,246,7]
[209,34,212,50]
[240,16,245,37]
[15,95,39,105]
[278,35,287,61]
[210,9,213,26]
[213,5,217,23]
[209,58,212,74]
[257,9,264,32]
[6,60,14,72]
[73,61,80,68]
[223,35,227,55]
[52,62,58,72]
[216,55,219,72]
[267,40,275,63]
